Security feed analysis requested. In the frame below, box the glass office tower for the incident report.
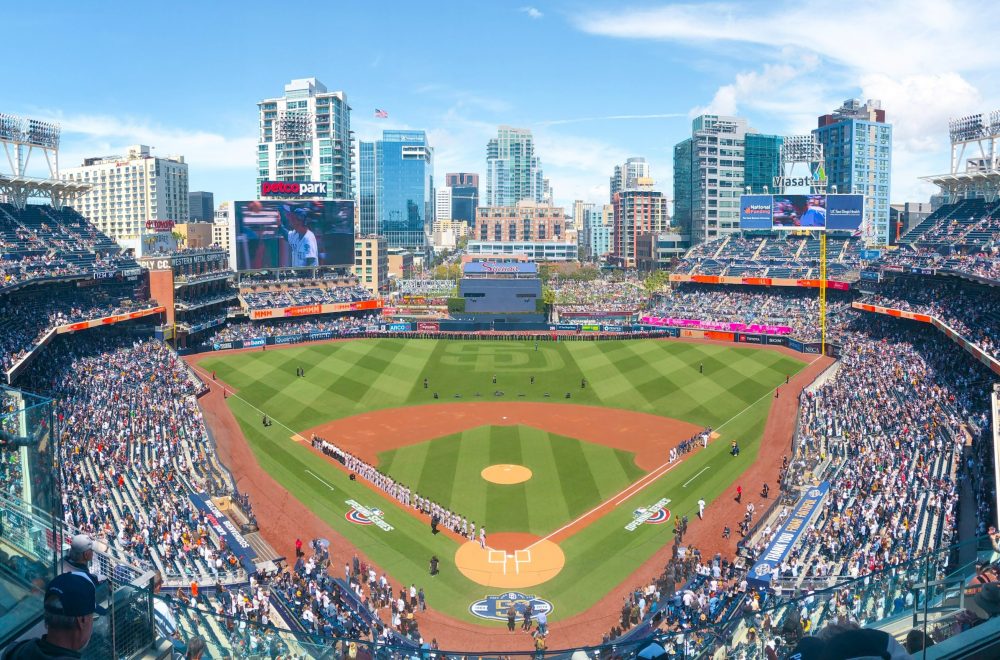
[359,130,434,250]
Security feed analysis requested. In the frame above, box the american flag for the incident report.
[374,108,389,118]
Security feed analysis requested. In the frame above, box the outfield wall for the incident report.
[192,322,837,357]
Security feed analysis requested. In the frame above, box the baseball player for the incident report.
[479,526,486,549]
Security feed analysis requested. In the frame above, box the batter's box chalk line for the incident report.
[485,548,533,575]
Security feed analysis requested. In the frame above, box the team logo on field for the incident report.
[625,498,672,531]
[345,499,393,531]
[469,591,554,621]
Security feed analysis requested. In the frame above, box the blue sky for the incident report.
[4,0,999,211]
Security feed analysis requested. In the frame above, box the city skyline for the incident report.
[6,1,1000,211]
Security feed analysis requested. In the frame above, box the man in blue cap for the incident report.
[1,572,106,658]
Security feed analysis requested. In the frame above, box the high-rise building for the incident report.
[358,130,434,250]
[61,144,188,244]
[474,200,567,242]
[610,157,650,201]
[743,134,783,194]
[188,191,214,221]
[612,183,669,268]
[435,186,452,221]
[256,78,353,200]
[485,126,544,207]
[673,115,781,244]
[813,99,892,244]
[572,200,593,232]
[353,235,389,294]
[581,203,614,261]
[212,203,232,258]
[445,172,479,224]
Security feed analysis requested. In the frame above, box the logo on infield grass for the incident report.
[345,500,393,531]
[625,498,672,531]
[470,592,554,621]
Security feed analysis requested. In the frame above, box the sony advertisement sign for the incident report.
[260,181,328,197]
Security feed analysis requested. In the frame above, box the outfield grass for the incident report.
[200,339,806,623]
[378,425,646,536]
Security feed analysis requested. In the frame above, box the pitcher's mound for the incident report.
[455,537,565,588]
[481,464,532,484]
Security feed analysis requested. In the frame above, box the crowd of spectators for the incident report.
[21,331,246,585]
[0,282,157,371]
[242,285,373,310]
[675,235,865,279]
[860,276,1000,362]
[552,279,648,314]
[395,279,456,297]
[1,203,136,291]
[203,314,380,344]
[645,284,855,341]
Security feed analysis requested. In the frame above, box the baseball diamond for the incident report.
[196,338,808,625]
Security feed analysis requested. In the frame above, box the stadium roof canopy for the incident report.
[0,172,90,210]
[921,170,1000,203]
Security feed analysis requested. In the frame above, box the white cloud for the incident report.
[573,0,1000,203]
[693,54,820,117]
[520,6,543,19]
[34,111,256,171]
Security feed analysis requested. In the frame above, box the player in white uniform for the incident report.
[285,207,318,267]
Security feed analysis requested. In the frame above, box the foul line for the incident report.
[305,469,336,491]
[682,466,711,488]
[526,355,823,550]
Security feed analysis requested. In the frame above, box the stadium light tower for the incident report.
[0,112,84,210]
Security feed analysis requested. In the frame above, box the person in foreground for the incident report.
[1,572,106,659]
[787,618,910,659]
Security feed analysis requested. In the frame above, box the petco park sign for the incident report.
[260,180,328,197]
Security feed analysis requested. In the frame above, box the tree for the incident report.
[643,270,669,294]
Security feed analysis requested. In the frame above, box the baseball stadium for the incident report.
[3,105,1000,660]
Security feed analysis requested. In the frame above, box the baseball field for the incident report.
[197,338,807,625]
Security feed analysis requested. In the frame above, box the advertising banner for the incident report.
[259,180,328,197]
[602,325,624,333]
[581,324,600,332]
[212,341,237,351]
[387,322,412,332]
[787,338,804,353]
[56,306,165,334]
[245,337,266,348]
[765,336,788,346]
[739,334,763,344]
[860,249,883,261]
[748,482,830,587]
[248,298,381,320]
[860,271,882,282]
[188,493,258,574]
[739,195,775,230]
[273,335,299,345]
[309,331,334,341]
[852,302,932,323]
[680,329,705,339]
[555,323,578,331]
[704,331,735,341]
[416,322,440,332]
[826,194,865,231]
[234,199,354,270]
[640,316,793,335]
[669,274,851,290]
[772,195,827,230]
